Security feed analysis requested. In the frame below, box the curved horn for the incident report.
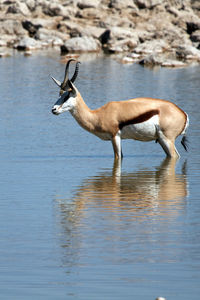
[61,59,76,89]
[70,61,81,83]
[68,80,77,96]
[51,76,61,87]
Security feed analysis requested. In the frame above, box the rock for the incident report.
[139,52,189,68]
[52,37,63,47]
[0,19,27,36]
[99,26,138,53]
[0,40,7,47]
[105,38,138,53]
[109,0,138,10]
[77,0,100,9]
[17,1,30,16]
[176,45,200,61]
[26,0,36,12]
[75,6,104,20]
[121,56,137,63]
[109,26,137,40]
[22,20,42,37]
[121,56,135,63]
[134,39,168,55]
[186,20,200,34]
[190,30,200,43]
[31,18,56,29]
[0,35,17,47]
[7,1,30,16]
[139,54,163,66]
[129,52,141,59]
[191,0,200,10]
[60,20,104,39]
[42,3,64,17]
[57,20,82,37]
[0,0,199,68]
[61,36,101,53]
[6,5,19,14]
[81,25,105,39]
[161,60,187,68]
[35,27,66,46]
[24,50,32,56]
[0,50,11,57]
[166,6,180,17]
[100,26,138,50]
[15,36,42,50]
[135,0,163,9]
[99,30,111,45]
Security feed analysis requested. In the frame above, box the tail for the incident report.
[181,135,189,152]
[181,113,189,152]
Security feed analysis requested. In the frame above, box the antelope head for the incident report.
[51,59,80,115]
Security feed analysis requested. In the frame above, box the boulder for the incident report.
[139,54,188,68]
[81,26,105,39]
[99,30,111,45]
[42,3,64,16]
[60,21,105,39]
[0,34,18,47]
[190,30,200,43]
[134,39,168,55]
[77,0,100,9]
[139,54,163,66]
[26,0,36,12]
[191,0,200,10]
[99,27,138,53]
[61,36,101,53]
[134,0,163,9]
[186,20,200,35]
[15,36,42,50]
[0,19,27,36]
[109,0,138,10]
[35,28,67,46]
[22,20,42,37]
[0,40,7,47]
[6,1,30,16]
[161,60,188,68]
[109,26,137,40]
[176,44,200,61]
[0,49,11,57]
[105,38,138,53]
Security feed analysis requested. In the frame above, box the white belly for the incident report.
[121,115,159,141]
[93,131,112,141]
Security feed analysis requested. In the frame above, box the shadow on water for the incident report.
[56,158,188,221]
[54,158,188,272]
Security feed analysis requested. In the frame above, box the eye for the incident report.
[62,93,70,103]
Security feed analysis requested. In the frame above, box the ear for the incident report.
[68,80,77,97]
[51,76,61,87]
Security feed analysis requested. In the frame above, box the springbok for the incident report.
[51,59,189,160]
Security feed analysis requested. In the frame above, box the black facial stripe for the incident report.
[60,92,70,104]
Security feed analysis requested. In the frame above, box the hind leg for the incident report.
[156,125,180,158]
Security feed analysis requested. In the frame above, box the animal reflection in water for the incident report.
[57,158,188,222]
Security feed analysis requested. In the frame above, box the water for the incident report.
[0,50,200,300]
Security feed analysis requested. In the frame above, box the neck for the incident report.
[70,92,98,133]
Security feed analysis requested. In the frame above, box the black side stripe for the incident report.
[119,109,159,130]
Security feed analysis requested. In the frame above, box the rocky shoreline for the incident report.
[1,0,200,67]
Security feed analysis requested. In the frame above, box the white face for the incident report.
[52,90,77,115]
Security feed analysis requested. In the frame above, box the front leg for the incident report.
[112,131,123,160]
